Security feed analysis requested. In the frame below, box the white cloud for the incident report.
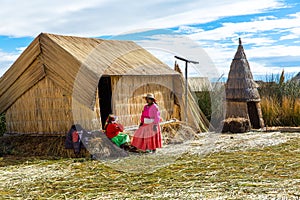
[15,47,27,52]
[247,45,300,58]
[179,9,300,77]
[279,34,299,40]
[0,50,17,62]
[190,12,300,42]
[249,62,300,79]
[146,0,285,29]
[0,0,298,78]
[0,0,285,37]
[137,34,219,76]
[0,49,20,76]
[279,27,300,40]
[255,15,278,21]
[176,26,202,34]
[198,42,300,78]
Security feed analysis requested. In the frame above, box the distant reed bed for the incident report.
[259,73,300,127]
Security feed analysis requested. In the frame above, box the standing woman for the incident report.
[131,94,162,152]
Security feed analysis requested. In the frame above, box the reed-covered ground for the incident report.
[0,131,299,199]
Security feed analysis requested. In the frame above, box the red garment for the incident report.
[72,131,79,142]
[132,103,162,151]
[106,123,124,139]
[131,123,162,151]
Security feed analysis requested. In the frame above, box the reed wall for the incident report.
[225,101,264,128]
[6,76,101,134]
[226,101,249,119]
[256,102,265,128]
[110,75,178,126]
[6,77,73,134]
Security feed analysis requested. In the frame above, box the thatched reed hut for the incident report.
[0,33,208,135]
[225,38,264,129]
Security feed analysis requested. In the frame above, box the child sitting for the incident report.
[104,114,131,150]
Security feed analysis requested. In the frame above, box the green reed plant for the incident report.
[259,72,300,126]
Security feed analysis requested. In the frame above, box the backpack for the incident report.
[65,124,84,156]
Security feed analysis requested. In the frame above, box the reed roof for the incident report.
[225,38,260,102]
[0,33,179,113]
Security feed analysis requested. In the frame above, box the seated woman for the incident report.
[104,114,131,150]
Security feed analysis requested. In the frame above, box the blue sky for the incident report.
[0,0,299,80]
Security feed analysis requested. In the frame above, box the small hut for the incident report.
[224,38,264,131]
[0,33,208,135]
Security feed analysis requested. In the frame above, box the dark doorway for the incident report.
[98,76,112,129]
[247,102,260,129]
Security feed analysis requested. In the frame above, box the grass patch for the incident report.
[0,137,299,199]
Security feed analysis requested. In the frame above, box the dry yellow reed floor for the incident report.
[0,131,299,199]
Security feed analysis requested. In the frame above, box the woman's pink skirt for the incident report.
[131,123,162,151]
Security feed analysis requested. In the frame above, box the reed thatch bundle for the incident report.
[0,134,90,157]
[221,117,251,133]
[161,121,200,144]
[85,131,129,159]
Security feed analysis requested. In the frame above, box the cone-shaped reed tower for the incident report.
[225,38,264,129]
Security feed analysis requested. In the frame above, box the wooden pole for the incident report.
[185,61,188,122]
[174,56,199,123]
